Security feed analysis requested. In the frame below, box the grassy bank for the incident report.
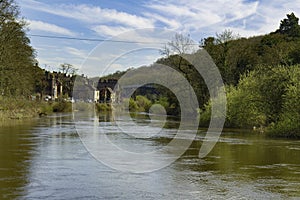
[0,97,41,120]
[0,96,72,121]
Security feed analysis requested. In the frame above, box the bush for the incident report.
[96,103,112,112]
[52,101,72,112]
[267,67,300,138]
[198,101,211,127]
[225,83,266,128]
[129,98,138,112]
[40,103,53,114]
[135,95,152,112]
[267,116,300,138]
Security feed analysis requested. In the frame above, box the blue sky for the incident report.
[17,0,300,77]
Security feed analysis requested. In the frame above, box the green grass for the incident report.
[0,96,73,122]
[0,96,40,120]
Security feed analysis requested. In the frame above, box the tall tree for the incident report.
[202,29,240,84]
[276,12,300,38]
[0,0,37,96]
[157,33,209,111]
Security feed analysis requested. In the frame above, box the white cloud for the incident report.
[19,0,300,76]
[27,20,76,36]
[92,25,132,37]
[253,1,300,34]
[143,12,181,30]
[56,4,154,29]
[21,1,154,29]
[65,47,88,59]
[145,0,260,36]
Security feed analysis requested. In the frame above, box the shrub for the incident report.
[135,95,152,112]
[52,101,72,112]
[96,103,112,112]
[267,67,300,138]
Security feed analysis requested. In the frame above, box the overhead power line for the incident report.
[27,34,199,45]
[28,34,166,45]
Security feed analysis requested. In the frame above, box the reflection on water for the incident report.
[0,112,299,199]
[0,121,37,199]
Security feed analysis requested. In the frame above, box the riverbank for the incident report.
[1,96,299,139]
[0,96,72,122]
[0,97,40,121]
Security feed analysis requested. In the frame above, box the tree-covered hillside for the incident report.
[104,13,300,138]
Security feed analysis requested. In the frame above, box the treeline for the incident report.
[199,65,300,138]
[123,13,300,138]
[199,13,300,137]
[0,0,77,120]
[0,0,43,97]
[203,12,300,85]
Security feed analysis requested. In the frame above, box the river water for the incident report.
[0,113,299,199]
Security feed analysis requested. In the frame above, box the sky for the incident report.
[17,0,300,77]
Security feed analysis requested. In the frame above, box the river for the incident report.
[0,113,299,199]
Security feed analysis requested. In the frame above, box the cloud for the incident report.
[21,1,154,29]
[92,25,132,37]
[19,0,300,77]
[143,12,181,30]
[28,20,76,36]
[65,47,88,59]
[145,0,259,35]
[53,4,155,29]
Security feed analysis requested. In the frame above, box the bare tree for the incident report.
[59,63,78,76]
[158,33,200,116]
[215,29,239,45]
[160,33,198,56]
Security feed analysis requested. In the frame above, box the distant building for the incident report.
[72,74,99,102]
[97,79,120,103]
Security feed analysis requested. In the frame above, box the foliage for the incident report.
[0,96,40,120]
[202,15,300,85]
[275,12,300,38]
[198,64,300,138]
[225,79,266,128]
[135,95,152,112]
[0,0,40,96]
[267,66,300,138]
[96,103,112,112]
[39,103,53,115]
[100,68,132,80]
[52,101,72,112]
[121,98,139,112]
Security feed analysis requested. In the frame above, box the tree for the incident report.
[0,0,37,96]
[0,0,19,24]
[158,33,209,112]
[201,29,240,84]
[267,65,300,138]
[59,63,78,76]
[57,63,77,98]
[160,33,197,56]
[276,12,300,38]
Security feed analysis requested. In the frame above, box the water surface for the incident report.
[0,113,299,199]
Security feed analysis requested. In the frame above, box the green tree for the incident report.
[0,0,37,96]
[202,30,240,85]
[267,65,300,138]
[276,12,300,38]
[158,33,205,114]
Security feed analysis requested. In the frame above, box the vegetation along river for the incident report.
[0,113,299,199]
